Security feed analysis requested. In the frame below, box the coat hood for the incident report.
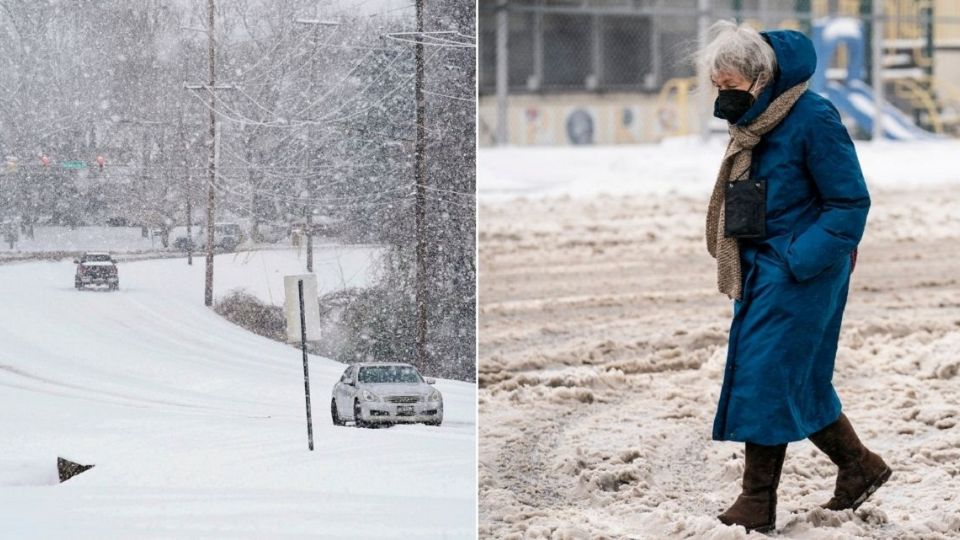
[735,29,817,126]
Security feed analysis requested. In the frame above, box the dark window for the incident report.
[507,12,536,89]
[82,253,112,262]
[601,16,652,87]
[479,11,496,90]
[478,1,699,94]
[480,10,537,92]
[542,13,592,88]
[659,30,697,81]
[358,365,423,384]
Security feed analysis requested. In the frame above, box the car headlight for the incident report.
[360,389,381,402]
[426,390,441,402]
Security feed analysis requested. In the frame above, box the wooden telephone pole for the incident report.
[295,16,340,274]
[414,0,428,374]
[184,0,233,305]
[204,0,216,306]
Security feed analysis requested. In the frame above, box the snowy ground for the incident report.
[0,226,382,302]
[0,225,357,265]
[477,140,960,539]
[0,225,178,254]
[478,137,960,200]
[0,249,476,539]
[175,246,383,306]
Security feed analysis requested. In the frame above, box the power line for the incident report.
[385,31,476,49]
[322,48,442,124]
[182,46,441,130]
[423,89,473,103]
[230,47,379,123]
[227,46,429,128]
[227,23,317,87]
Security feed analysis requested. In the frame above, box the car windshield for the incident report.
[358,365,422,384]
[83,254,111,262]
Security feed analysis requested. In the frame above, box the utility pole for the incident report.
[871,0,885,142]
[180,0,229,305]
[139,128,151,238]
[204,0,216,306]
[176,28,193,267]
[294,16,339,274]
[697,0,712,141]
[177,104,193,266]
[414,0,428,374]
[495,0,508,145]
[183,10,234,298]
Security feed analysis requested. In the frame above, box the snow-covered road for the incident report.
[477,139,960,538]
[0,251,476,539]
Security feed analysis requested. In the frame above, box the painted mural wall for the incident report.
[477,92,701,147]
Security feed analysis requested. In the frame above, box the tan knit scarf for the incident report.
[706,81,809,300]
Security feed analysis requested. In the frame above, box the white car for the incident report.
[331,363,443,427]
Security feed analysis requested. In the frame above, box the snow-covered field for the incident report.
[478,137,960,200]
[174,247,383,306]
[477,140,960,539]
[0,226,382,303]
[1,226,170,254]
[0,249,476,539]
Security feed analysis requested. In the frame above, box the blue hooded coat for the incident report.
[712,30,871,445]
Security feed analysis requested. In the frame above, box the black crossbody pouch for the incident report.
[724,170,766,239]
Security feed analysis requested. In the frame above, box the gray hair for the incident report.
[698,20,777,86]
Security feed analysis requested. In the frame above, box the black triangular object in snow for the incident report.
[57,457,94,483]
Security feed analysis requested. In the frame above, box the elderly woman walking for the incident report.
[700,22,891,533]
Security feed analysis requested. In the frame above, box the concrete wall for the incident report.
[478,92,700,147]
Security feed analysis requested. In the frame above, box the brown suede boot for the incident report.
[718,442,787,533]
[808,413,892,511]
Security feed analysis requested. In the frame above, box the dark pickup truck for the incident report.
[74,252,119,291]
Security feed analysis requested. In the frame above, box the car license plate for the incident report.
[397,405,415,415]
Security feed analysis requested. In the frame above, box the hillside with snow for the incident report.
[0,250,476,539]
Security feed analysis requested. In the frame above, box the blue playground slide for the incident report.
[812,17,937,140]
[823,80,937,140]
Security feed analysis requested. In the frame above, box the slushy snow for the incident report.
[477,138,960,539]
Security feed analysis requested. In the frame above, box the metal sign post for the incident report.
[298,279,314,451]
[285,274,321,451]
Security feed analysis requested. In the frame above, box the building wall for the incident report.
[478,92,701,147]
[478,1,960,146]
[933,0,960,109]
[934,50,960,86]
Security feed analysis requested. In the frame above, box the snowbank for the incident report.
[4,226,165,253]
[478,137,960,200]
[195,246,382,305]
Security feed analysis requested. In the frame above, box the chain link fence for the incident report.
[478,0,960,145]
[479,0,698,94]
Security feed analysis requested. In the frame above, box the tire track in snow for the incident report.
[0,363,276,418]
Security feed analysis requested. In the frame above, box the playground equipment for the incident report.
[655,78,696,138]
[811,17,938,139]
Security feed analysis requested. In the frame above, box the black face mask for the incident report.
[714,88,755,124]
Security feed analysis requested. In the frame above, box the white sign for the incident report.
[284,274,322,343]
